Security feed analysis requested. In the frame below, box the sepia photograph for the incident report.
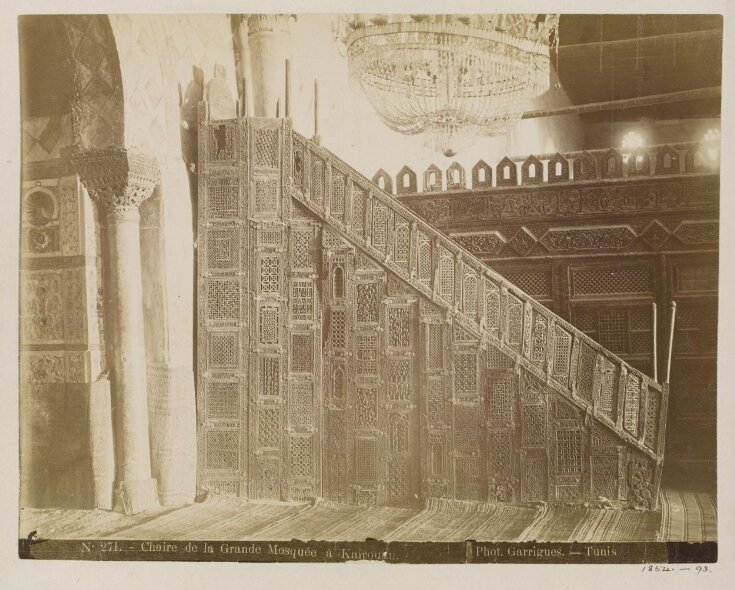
[4,0,732,583]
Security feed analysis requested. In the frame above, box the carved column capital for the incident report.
[246,14,295,35]
[72,149,161,215]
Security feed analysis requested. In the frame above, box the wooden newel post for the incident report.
[285,58,291,118]
[313,79,320,144]
[666,301,677,384]
[652,302,658,382]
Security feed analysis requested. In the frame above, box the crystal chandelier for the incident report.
[342,14,558,156]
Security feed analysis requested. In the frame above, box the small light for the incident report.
[703,128,720,165]
[703,128,720,143]
[621,131,645,150]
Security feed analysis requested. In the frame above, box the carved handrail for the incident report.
[291,130,667,465]
[375,141,718,195]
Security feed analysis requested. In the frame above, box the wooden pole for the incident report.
[665,301,677,383]
[522,86,721,119]
[242,76,248,117]
[285,59,291,118]
[313,79,320,143]
[652,302,658,382]
[276,98,280,118]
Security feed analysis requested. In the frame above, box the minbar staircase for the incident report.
[197,113,668,510]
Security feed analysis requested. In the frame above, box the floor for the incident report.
[19,487,716,543]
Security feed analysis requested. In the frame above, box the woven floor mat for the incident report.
[19,487,714,542]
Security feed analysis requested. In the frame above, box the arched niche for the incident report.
[423,164,442,192]
[548,153,570,183]
[395,165,417,194]
[372,168,393,194]
[521,155,543,185]
[446,162,466,190]
[472,160,493,189]
[496,157,518,187]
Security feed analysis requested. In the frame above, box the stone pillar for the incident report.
[73,148,161,514]
[247,14,293,117]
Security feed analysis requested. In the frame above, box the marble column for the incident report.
[246,14,294,117]
[73,148,161,514]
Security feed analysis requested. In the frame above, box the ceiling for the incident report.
[556,14,723,123]
[19,14,723,126]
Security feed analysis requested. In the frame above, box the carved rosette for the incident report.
[72,149,161,216]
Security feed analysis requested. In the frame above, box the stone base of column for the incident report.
[114,478,159,514]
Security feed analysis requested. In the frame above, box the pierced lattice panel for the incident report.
[356,283,378,323]
[644,388,660,450]
[624,374,641,436]
[429,432,446,476]
[501,270,551,298]
[521,404,546,448]
[208,332,239,370]
[310,156,325,206]
[291,229,313,270]
[291,333,313,373]
[207,228,239,269]
[254,179,278,215]
[254,128,279,168]
[591,455,619,500]
[426,323,443,369]
[289,381,313,427]
[258,305,280,345]
[207,279,240,321]
[206,429,239,470]
[455,404,480,453]
[388,459,410,505]
[389,413,410,453]
[463,273,478,317]
[259,256,280,293]
[530,313,548,367]
[521,456,547,502]
[599,357,618,420]
[290,281,313,321]
[351,185,366,238]
[439,254,454,303]
[387,307,411,348]
[418,237,431,284]
[506,294,524,351]
[331,309,346,350]
[576,342,596,403]
[356,387,378,428]
[355,437,377,483]
[487,429,514,477]
[572,266,653,296]
[255,457,280,499]
[205,381,240,420]
[427,378,444,424]
[555,428,583,475]
[487,373,514,423]
[454,351,477,397]
[331,172,345,218]
[207,175,239,220]
[485,284,501,336]
[257,406,280,449]
[290,435,313,478]
[553,326,572,385]
[455,456,481,501]
[258,356,280,397]
[356,333,378,375]
[394,223,410,266]
[387,359,411,401]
